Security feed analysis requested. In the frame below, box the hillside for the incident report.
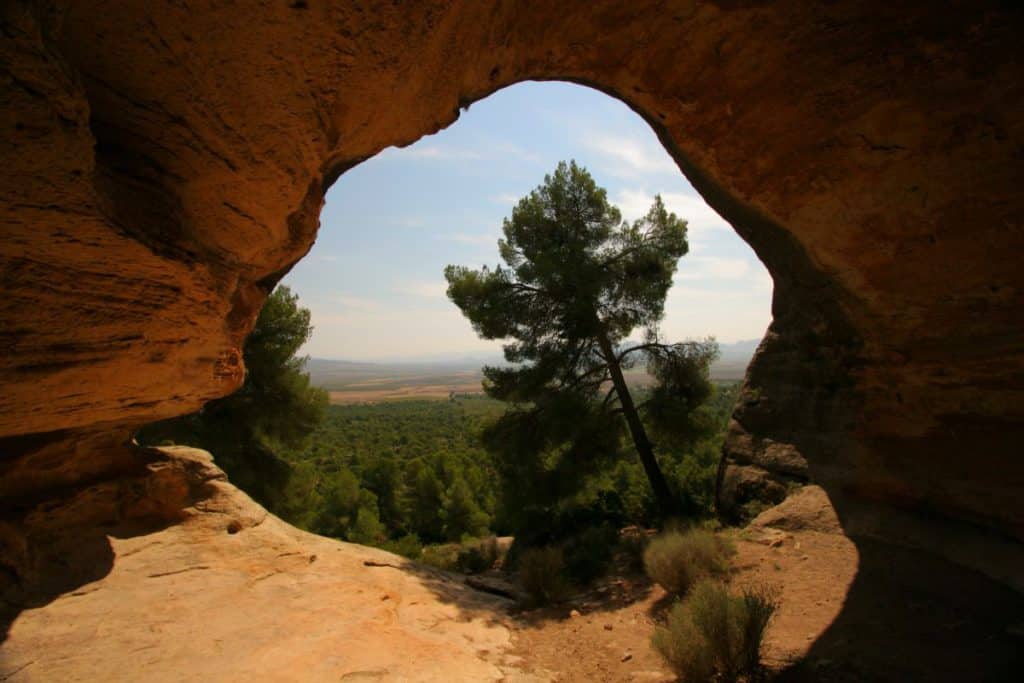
[308,339,759,403]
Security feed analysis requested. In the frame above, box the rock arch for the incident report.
[2,0,1022,605]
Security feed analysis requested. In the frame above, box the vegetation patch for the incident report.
[518,546,571,606]
[643,527,735,595]
[653,579,778,682]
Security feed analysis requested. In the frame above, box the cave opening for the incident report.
[208,80,776,547]
[4,4,1023,678]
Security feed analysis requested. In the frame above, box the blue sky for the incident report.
[284,82,772,361]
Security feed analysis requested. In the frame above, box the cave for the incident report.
[1,1,1022,679]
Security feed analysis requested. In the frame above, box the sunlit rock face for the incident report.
[1,0,1022,583]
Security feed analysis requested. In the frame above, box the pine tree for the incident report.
[137,285,327,510]
[445,161,717,516]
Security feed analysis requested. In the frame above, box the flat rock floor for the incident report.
[2,452,1020,682]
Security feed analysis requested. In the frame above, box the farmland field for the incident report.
[308,339,756,404]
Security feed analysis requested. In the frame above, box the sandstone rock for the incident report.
[1,1,1023,676]
[1,447,520,681]
[750,485,843,535]
[0,0,1021,559]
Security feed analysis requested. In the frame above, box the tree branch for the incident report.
[616,342,671,364]
[601,384,619,410]
[597,234,655,268]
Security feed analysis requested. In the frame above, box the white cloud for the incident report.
[612,189,731,244]
[392,280,448,299]
[403,144,483,161]
[490,193,521,205]
[486,140,543,164]
[582,134,679,178]
[381,137,541,165]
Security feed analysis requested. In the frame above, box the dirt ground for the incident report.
[506,526,1023,682]
[329,383,482,403]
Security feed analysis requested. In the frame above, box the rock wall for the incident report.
[2,0,1023,588]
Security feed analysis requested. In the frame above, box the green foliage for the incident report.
[643,528,734,595]
[420,543,462,571]
[619,527,650,573]
[278,397,504,554]
[443,475,491,541]
[287,388,735,575]
[653,579,779,682]
[456,536,502,574]
[518,546,570,606]
[445,160,720,523]
[379,534,424,560]
[137,285,327,512]
[652,606,716,683]
[561,524,619,585]
[348,502,387,546]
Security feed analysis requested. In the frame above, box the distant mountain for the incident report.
[306,337,761,391]
[717,338,761,360]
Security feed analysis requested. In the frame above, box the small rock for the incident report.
[769,537,784,548]
[603,623,613,631]
[570,609,581,618]
[621,653,633,663]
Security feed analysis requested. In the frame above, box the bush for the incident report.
[643,528,734,595]
[456,536,501,574]
[380,533,423,560]
[737,584,778,675]
[618,526,650,573]
[420,543,461,571]
[562,524,618,584]
[518,546,569,606]
[652,606,715,682]
[653,579,778,682]
[347,505,387,546]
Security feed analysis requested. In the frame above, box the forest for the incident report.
[139,161,748,568]
[274,385,738,561]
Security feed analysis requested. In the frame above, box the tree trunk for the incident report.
[596,331,678,517]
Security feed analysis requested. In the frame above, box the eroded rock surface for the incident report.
[1,447,523,682]
[4,1,1022,553]
[1,0,1023,675]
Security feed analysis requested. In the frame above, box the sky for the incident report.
[283,82,773,362]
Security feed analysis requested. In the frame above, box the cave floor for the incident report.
[508,521,1023,682]
[1,450,1020,682]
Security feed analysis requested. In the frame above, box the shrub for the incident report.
[420,543,461,571]
[518,546,569,606]
[456,536,501,574]
[347,505,387,546]
[562,524,618,584]
[653,579,779,682]
[651,604,715,682]
[618,526,650,573]
[380,533,423,560]
[737,584,778,675]
[643,528,734,595]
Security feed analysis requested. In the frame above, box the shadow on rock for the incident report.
[774,535,1024,682]
[0,440,224,652]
